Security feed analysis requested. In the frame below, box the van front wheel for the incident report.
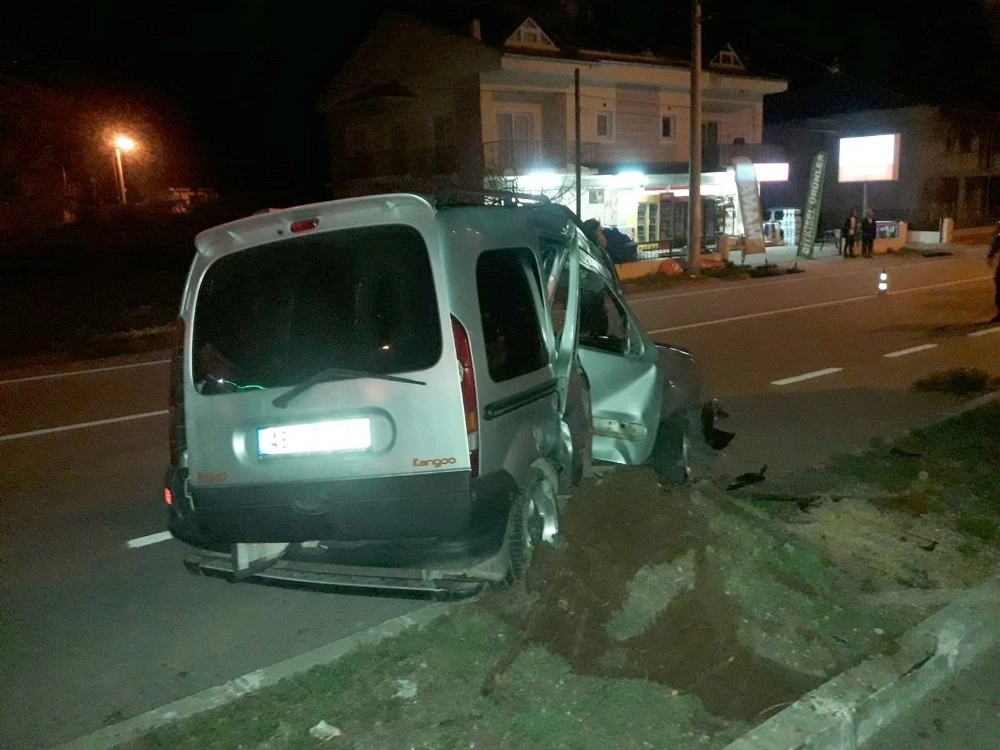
[650,411,691,486]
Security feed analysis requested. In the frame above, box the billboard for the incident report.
[838,134,901,182]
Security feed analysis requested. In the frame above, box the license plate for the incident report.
[258,418,372,457]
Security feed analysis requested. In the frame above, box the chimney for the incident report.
[471,18,481,41]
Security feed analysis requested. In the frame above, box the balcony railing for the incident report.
[483,140,599,174]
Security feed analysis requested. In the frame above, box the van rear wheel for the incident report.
[504,474,556,584]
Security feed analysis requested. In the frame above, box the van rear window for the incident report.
[192,224,441,393]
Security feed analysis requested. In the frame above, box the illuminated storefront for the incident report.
[513,162,789,256]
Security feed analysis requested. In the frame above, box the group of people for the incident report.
[840,208,878,258]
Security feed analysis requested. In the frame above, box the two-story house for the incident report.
[321,11,787,249]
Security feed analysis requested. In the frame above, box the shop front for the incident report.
[512,162,789,261]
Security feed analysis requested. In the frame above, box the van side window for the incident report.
[579,267,628,354]
[477,249,547,381]
[549,251,571,341]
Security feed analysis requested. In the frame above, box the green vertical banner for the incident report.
[797,151,827,259]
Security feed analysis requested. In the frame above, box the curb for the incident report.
[939,386,1000,416]
[52,603,451,750]
[722,576,1000,750]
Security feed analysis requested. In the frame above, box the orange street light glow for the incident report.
[114,135,136,152]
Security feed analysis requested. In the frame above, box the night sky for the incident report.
[3,0,998,204]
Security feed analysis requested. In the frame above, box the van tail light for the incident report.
[451,315,479,478]
[168,318,187,467]
[290,218,319,233]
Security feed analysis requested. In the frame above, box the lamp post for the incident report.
[112,135,136,204]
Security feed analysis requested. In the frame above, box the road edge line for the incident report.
[52,603,451,750]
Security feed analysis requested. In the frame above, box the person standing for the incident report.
[988,231,1000,323]
[860,209,877,258]
[841,210,858,257]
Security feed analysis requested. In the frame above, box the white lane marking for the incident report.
[771,368,843,386]
[127,531,173,549]
[969,326,1000,337]
[648,276,991,334]
[883,344,939,358]
[0,359,170,386]
[0,410,168,442]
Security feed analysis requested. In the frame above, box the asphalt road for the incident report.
[1,246,997,748]
[0,368,427,748]
[631,248,999,478]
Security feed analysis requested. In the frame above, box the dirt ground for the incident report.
[478,422,1000,726]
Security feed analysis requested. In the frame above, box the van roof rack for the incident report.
[432,189,551,208]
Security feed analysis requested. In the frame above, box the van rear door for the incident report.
[183,200,470,498]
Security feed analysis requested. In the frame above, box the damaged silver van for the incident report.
[165,192,732,595]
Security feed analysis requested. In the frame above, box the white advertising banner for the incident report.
[732,157,766,255]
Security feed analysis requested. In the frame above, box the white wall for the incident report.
[482,54,780,160]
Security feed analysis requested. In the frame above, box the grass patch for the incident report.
[820,402,1000,505]
[912,367,1000,397]
[955,516,998,542]
[124,607,744,750]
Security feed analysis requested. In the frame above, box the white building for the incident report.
[322,11,788,250]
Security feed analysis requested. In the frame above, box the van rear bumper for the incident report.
[166,467,517,564]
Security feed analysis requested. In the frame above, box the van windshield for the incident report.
[192,224,441,393]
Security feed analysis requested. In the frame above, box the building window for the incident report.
[596,111,614,139]
[494,111,537,171]
[588,188,605,204]
[496,112,535,143]
[661,115,676,140]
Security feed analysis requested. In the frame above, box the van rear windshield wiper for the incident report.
[272,367,426,408]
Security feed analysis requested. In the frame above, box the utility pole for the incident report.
[575,68,582,217]
[688,0,702,275]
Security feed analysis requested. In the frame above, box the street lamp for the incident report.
[112,135,136,204]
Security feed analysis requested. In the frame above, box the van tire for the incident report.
[505,496,530,584]
[504,485,547,585]
[567,368,593,488]
[650,411,690,486]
